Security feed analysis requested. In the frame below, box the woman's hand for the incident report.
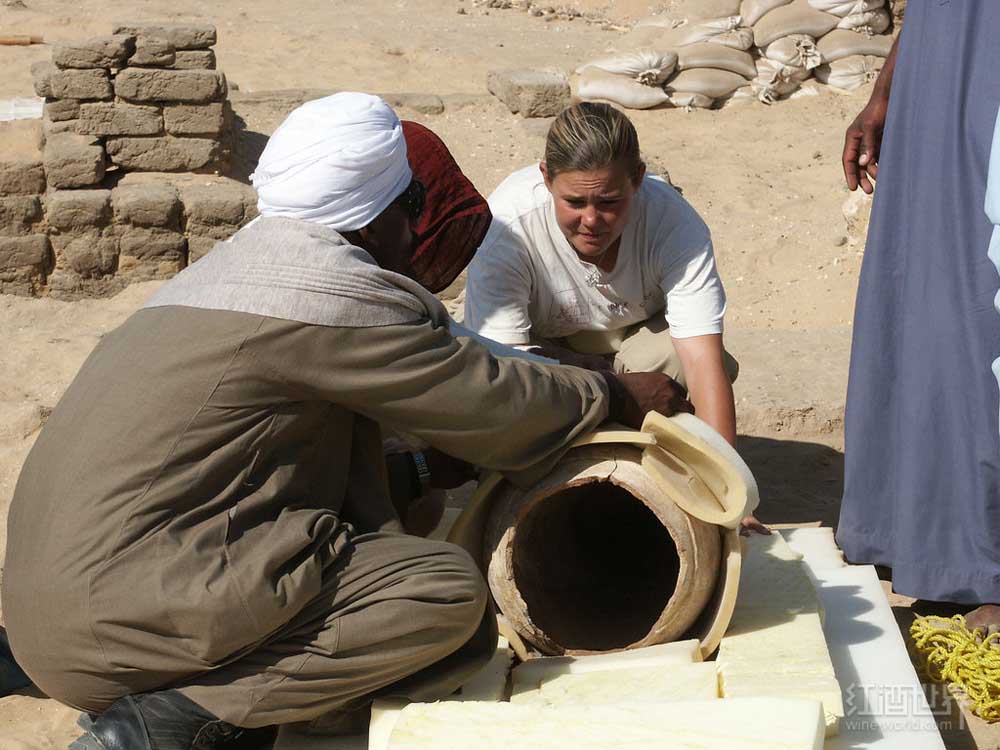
[740,514,771,536]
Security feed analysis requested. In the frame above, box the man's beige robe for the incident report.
[2,218,610,726]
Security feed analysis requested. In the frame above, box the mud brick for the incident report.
[49,68,113,100]
[105,136,220,171]
[77,102,163,137]
[112,180,182,228]
[45,189,111,230]
[0,160,46,196]
[163,103,223,136]
[114,68,225,104]
[43,134,106,189]
[486,68,570,117]
[129,36,176,66]
[112,22,217,50]
[52,35,135,69]
[0,196,42,236]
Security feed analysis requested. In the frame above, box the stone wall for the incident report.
[0,22,257,298]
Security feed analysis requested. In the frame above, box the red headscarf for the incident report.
[402,121,492,294]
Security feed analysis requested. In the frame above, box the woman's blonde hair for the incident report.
[544,102,644,183]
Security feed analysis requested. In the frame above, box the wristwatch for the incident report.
[411,450,432,495]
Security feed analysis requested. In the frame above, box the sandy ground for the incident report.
[0,0,994,748]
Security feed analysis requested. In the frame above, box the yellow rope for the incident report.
[910,614,1000,722]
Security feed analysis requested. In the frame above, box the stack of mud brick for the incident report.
[0,22,257,297]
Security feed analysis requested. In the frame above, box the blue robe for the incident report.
[838,0,1000,604]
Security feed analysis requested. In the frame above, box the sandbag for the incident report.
[807,0,883,17]
[837,7,890,33]
[628,15,753,50]
[814,53,882,90]
[723,85,757,105]
[666,67,750,98]
[574,67,671,110]
[816,28,894,61]
[761,34,822,69]
[576,50,679,85]
[741,0,792,26]
[751,57,811,103]
[709,27,756,50]
[753,1,840,47]
[669,91,717,108]
[676,43,757,78]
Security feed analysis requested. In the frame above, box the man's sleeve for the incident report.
[257,317,610,487]
[463,225,535,346]
[657,220,727,339]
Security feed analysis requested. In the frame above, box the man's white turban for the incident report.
[251,92,412,232]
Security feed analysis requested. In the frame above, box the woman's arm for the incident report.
[671,333,736,445]
[672,333,769,535]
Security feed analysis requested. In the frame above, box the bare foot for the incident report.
[965,604,1000,637]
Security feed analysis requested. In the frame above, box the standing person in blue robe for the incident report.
[838,1,1000,628]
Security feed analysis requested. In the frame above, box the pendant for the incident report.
[608,301,628,317]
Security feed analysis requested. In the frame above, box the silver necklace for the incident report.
[581,246,612,287]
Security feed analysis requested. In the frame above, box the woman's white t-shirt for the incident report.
[463,165,727,346]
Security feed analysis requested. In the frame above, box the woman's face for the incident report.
[542,160,644,258]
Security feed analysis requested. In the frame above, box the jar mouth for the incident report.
[511,478,680,653]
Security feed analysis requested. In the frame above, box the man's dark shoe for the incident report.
[69,690,242,750]
[0,628,31,696]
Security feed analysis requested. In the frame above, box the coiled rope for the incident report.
[910,615,1000,722]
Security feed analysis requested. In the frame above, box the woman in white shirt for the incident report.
[465,102,738,443]
[465,102,761,529]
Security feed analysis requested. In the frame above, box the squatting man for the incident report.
[2,93,697,749]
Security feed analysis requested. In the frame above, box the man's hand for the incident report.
[424,448,477,489]
[842,35,898,195]
[611,371,695,429]
[843,94,889,194]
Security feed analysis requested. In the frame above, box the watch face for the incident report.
[413,451,431,483]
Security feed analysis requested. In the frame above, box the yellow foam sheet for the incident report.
[511,639,701,697]
[383,698,825,750]
[718,534,843,737]
[733,532,823,615]
[511,661,719,706]
[451,636,512,702]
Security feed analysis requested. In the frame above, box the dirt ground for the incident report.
[0,0,995,748]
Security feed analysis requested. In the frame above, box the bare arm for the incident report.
[672,333,769,535]
[671,333,736,446]
[843,35,900,194]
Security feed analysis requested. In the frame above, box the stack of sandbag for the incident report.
[810,0,894,90]
[570,0,898,110]
[572,7,756,110]
[748,0,838,102]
